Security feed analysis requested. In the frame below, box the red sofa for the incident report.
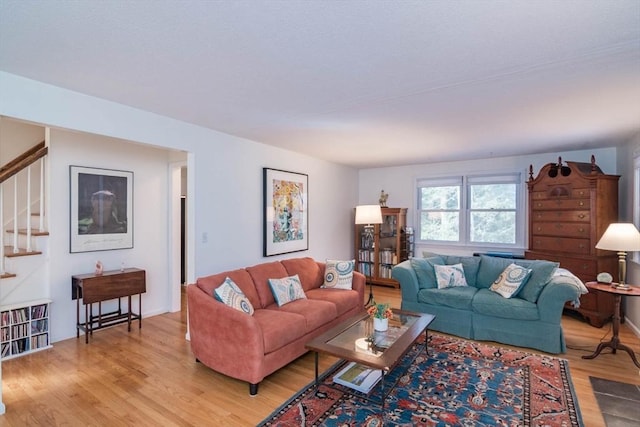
[187,257,365,395]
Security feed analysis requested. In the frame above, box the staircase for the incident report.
[0,141,48,280]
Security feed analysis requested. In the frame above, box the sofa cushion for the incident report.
[472,289,539,320]
[489,263,532,298]
[214,277,255,315]
[247,261,289,307]
[410,256,444,289]
[442,255,481,287]
[196,269,262,309]
[477,255,558,301]
[268,274,307,306]
[266,298,338,332]
[516,260,559,303]
[252,309,307,353]
[434,263,468,289]
[417,286,478,310]
[281,257,324,292]
[305,288,361,316]
[321,259,355,290]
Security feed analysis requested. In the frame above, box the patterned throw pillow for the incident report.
[213,277,254,315]
[434,263,468,289]
[322,259,355,290]
[268,274,307,306]
[490,263,532,298]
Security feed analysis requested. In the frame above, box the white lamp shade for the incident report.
[596,223,640,252]
[355,205,383,225]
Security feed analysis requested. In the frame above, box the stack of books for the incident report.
[333,362,382,394]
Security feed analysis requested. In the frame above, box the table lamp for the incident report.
[355,204,383,306]
[595,223,640,288]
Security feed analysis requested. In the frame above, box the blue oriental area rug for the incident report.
[259,333,583,426]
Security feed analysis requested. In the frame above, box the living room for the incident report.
[1,1,639,425]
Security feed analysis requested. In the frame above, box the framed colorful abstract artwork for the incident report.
[263,168,308,256]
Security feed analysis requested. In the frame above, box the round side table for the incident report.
[582,281,640,369]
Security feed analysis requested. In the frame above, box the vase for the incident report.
[373,317,388,332]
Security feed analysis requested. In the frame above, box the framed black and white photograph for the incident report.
[263,168,308,256]
[70,165,133,253]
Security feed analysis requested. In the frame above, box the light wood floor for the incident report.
[1,286,639,426]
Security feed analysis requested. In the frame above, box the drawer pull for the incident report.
[537,227,542,232]
[579,228,585,233]
[578,214,585,219]
[579,201,584,206]
[537,203,542,207]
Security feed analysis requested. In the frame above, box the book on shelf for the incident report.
[333,361,382,394]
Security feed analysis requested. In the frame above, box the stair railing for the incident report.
[0,141,47,276]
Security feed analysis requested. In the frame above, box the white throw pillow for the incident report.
[213,277,255,315]
[268,274,307,306]
[322,259,355,290]
[434,263,468,289]
[490,263,532,298]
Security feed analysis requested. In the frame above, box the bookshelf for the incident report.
[1,299,52,360]
[355,207,410,288]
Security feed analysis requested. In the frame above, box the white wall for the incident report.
[616,133,640,334]
[47,129,175,342]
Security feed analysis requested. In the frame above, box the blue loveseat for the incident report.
[392,254,587,354]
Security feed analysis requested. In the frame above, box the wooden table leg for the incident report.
[127,296,132,332]
[582,294,640,368]
[139,292,142,329]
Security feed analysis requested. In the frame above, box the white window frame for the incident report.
[416,172,525,251]
[634,152,640,263]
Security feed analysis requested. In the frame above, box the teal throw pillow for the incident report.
[434,263,468,289]
[516,259,559,302]
[443,255,481,287]
[214,277,254,315]
[489,263,532,298]
[268,274,307,306]
[477,255,558,302]
[322,259,355,290]
[476,255,512,289]
[410,256,444,289]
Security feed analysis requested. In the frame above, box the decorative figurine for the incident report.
[379,190,388,207]
[95,260,103,276]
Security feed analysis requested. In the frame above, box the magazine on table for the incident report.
[333,361,382,394]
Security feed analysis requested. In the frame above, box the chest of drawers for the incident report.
[525,156,619,327]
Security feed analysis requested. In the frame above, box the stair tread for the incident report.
[5,228,49,236]
[2,246,42,257]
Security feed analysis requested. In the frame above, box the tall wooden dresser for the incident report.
[525,155,619,327]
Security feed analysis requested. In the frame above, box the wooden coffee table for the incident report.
[305,308,435,408]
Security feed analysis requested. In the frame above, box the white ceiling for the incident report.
[1,1,639,168]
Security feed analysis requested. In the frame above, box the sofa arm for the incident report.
[536,281,581,323]
[352,270,366,303]
[186,284,265,383]
[392,260,420,303]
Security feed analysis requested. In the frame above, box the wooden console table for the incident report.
[72,268,146,343]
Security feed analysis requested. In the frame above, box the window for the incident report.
[634,154,640,262]
[417,173,523,248]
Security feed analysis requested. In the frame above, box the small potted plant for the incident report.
[367,301,393,331]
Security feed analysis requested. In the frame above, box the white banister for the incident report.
[39,156,45,232]
[12,175,18,253]
[0,183,4,275]
[26,165,32,252]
